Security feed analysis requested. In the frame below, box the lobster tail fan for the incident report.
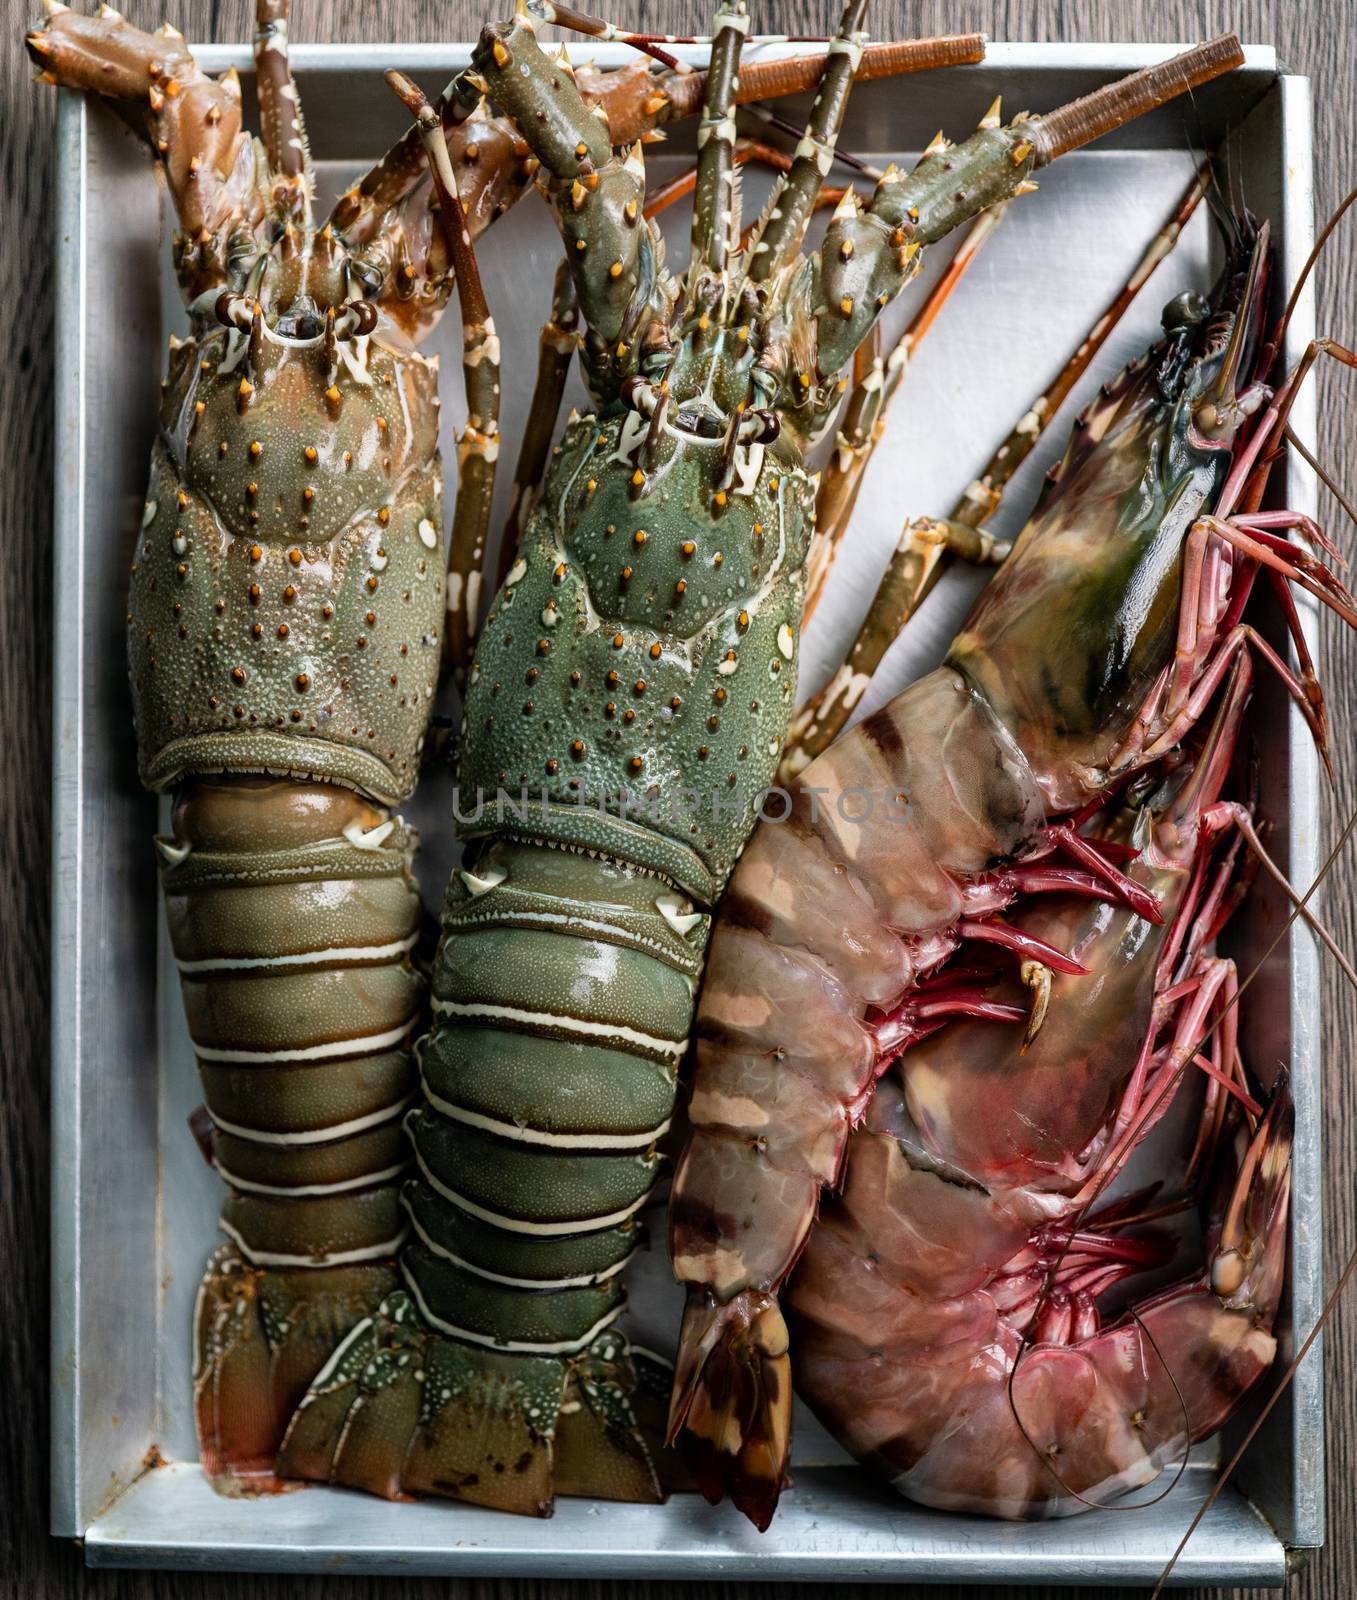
[277,1290,665,1513]
[194,1249,397,1487]
[669,1290,793,1531]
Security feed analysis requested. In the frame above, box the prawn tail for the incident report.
[668,1289,792,1532]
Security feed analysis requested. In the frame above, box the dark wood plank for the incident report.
[3,3,1353,1598]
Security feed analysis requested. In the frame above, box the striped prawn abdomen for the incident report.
[163,777,424,1482]
[672,666,1046,1308]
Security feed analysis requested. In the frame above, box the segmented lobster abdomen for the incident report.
[162,777,424,1476]
[164,777,423,1262]
[405,837,702,1352]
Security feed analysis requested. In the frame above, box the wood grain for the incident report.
[3,3,1353,1597]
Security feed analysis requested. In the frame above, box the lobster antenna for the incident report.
[646,34,986,131]
[1026,36,1244,165]
[741,102,884,180]
[745,0,871,284]
[523,0,690,72]
[253,0,312,222]
[687,1,749,290]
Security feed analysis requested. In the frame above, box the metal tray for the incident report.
[50,37,1321,1586]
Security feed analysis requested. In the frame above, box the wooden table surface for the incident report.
[4,2,1353,1596]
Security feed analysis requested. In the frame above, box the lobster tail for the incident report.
[668,1290,792,1532]
[278,1291,665,1512]
[164,778,423,1483]
[282,839,703,1509]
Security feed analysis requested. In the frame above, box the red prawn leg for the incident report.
[955,918,1088,974]
[1143,622,1327,765]
[1259,568,1330,757]
[1218,339,1357,514]
[1163,520,1218,715]
[1202,517,1357,622]
[1039,825,1164,922]
[1237,507,1344,561]
[1102,958,1247,1190]
[1197,801,1357,993]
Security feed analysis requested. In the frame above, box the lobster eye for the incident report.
[1161,291,1210,333]
[348,256,385,296]
[677,412,723,438]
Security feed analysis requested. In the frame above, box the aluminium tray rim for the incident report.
[49,39,1318,1581]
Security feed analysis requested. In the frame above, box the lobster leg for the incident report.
[491,128,857,584]
[253,0,311,219]
[495,261,581,588]
[782,163,1211,778]
[686,0,749,289]
[25,4,260,301]
[389,74,504,678]
[743,0,869,286]
[805,323,885,619]
[804,199,1009,623]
